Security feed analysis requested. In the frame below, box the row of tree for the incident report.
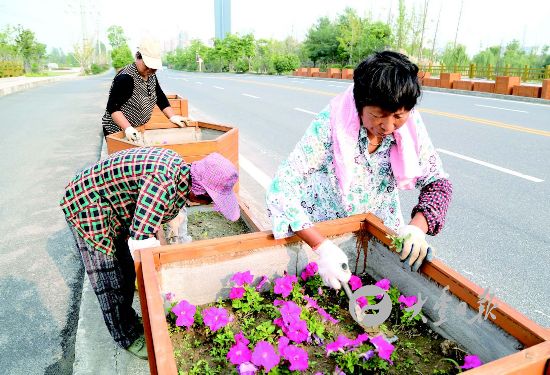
[163,4,549,75]
[0,25,47,73]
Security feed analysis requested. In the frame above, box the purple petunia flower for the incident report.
[283,344,309,371]
[278,336,290,354]
[235,331,250,345]
[238,361,257,375]
[230,286,246,300]
[351,333,369,347]
[326,335,352,355]
[370,335,395,363]
[231,271,254,286]
[349,275,362,291]
[171,300,196,328]
[255,275,269,291]
[318,287,323,296]
[360,349,375,361]
[300,262,318,281]
[461,354,483,369]
[274,275,298,298]
[251,341,280,372]
[227,342,252,365]
[356,296,368,308]
[303,295,320,310]
[317,307,338,324]
[202,306,230,332]
[375,278,391,299]
[164,292,175,301]
[398,295,417,308]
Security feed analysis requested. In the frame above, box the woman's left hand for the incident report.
[398,225,434,272]
[169,115,189,127]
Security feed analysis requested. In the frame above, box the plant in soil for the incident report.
[165,261,483,374]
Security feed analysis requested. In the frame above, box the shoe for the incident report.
[126,335,148,360]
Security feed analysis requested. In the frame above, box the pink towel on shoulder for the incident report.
[330,85,421,195]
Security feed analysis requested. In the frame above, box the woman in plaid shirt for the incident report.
[60,147,239,359]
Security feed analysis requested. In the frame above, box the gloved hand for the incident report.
[169,115,189,127]
[125,126,142,143]
[127,237,161,260]
[398,225,434,272]
[315,239,352,289]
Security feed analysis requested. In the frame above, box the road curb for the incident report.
[0,76,69,97]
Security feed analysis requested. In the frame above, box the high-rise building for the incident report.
[214,0,231,40]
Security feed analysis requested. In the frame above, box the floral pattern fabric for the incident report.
[266,106,448,239]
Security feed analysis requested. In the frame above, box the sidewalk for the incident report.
[0,69,81,97]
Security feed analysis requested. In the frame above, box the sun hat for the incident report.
[190,153,240,221]
[138,37,162,69]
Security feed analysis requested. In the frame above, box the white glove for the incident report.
[315,240,352,290]
[165,208,192,244]
[169,115,189,127]
[127,237,161,260]
[398,225,434,272]
[124,126,142,143]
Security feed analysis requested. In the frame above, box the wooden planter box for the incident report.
[440,72,461,89]
[422,77,441,87]
[540,79,550,100]
[512,85,542,98]
[495,76,521,95]
[453,80,474,91]
[473,81,496,93]
[341,68,354,80]
[136,214,550,375]
[146,94,189,128]
[306,67,319,77]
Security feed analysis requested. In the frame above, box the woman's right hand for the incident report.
[125,126,141,143]
[315,239,352,289]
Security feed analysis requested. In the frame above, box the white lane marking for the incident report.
[195,82,203,85]
[437,148,544,182]
[328,84,347,88]
[475,104,528,113]
[242,93,260,99]
[213,86,224,90]
[294,107,317,115]
[425,90,550,108]
[240,154,272,189]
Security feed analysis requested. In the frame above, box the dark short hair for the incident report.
[135,51,142,60]
[353,51,421,114]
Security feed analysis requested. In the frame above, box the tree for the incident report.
[14,26,46,72]
[336,8,363,66]
[73,39,94,72]
[272,54,300,74]
[106,25,133,69]
[107,25,128,50]
[357,21,392,61]
[304,17,340,66]
[440,43,469,68]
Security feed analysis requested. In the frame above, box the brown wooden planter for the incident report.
[495,76,521,95]
[146,94,189,128]
[453,80,474,91]
[512,85,542,98]
[440,73,461,89]
[422,77,441,87]
[473,81,496,93]
[135,213,550,375]
[307,67,319,77]
[540,79,550,100]
[341,68,354,80]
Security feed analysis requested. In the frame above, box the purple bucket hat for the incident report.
[190,153,240,221]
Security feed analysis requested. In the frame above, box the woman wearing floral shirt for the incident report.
[266,51,452,289]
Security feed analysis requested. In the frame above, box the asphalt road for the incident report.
[0,74,110,374]
[0,70,548,374]
[159,70,550,328]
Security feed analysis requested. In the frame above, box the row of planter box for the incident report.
[107,93,550,374]
[293,67,354,80]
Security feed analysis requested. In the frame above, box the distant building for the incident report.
[214,0,231,40]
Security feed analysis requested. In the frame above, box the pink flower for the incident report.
[231,271,254,286]
[370,335,395,363]
[300,262,318,281]
[318,287,323,296]
[164,292,175,301]
[356,296,368,308]
[317,307,338,323]
[230,286,246,300]
[171,300,196,328]
[235,331,250,345]
[251,341,280,372]
[278,300,302,320]
[461,355,483,369]
[398,295,417,308]
[202,306,229,332]
[283,345,309,371]
[326,335,352,355]
[255,275,269,291]
[278,336,289,354]
[228,342,252,365]
[351,333,369,347]
[349,275,362,291]
[274,275,297,298]
[375,278,391,299]
[303,295,319,310]
[238,361,257,375]
[285,319,310,343]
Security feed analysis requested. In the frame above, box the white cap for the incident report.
[138,37,162,69]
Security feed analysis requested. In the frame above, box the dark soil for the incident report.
[187,210,250,240]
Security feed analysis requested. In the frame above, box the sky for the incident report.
[1,0,549,57]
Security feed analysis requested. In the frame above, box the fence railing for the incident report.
[418,64,550,82]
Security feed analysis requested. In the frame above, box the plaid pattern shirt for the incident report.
[60,147,190,255]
